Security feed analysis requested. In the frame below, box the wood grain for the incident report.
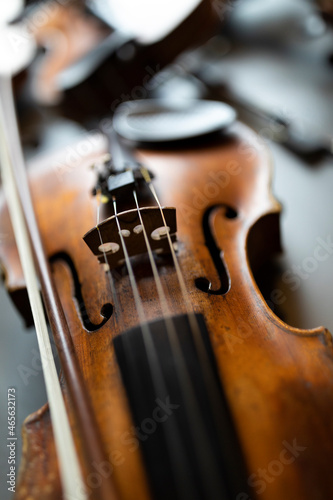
[1,123,333,499]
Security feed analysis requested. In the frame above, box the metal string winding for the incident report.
[142,167,236,466]
[112,193,199,500]
[132,180,226,498]
[95,190,124,335]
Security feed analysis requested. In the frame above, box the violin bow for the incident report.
[0,22,117,500]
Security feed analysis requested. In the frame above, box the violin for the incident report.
[1,2,333,500]
[22,0,218,120]
[2,100,333,499]
[316,0,333,24]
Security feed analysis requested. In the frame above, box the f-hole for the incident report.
[50,252,113,332]
[195,204,238,295]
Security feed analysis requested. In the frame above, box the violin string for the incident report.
[99,137,229,493]
[142,169,196,317]
[95,191,123,335]
[0,78,87,500]
[132,189,226,499]
[112,196,146,326]
[132,189,172,319]
[142,168,233,455]
[96,193,199,498]
[112,195,198,500]
[96,193,196,499]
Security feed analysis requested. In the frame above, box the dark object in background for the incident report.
[27,0,219,122]
[316,0,333,24]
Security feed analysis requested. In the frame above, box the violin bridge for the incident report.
[83,207,177,269]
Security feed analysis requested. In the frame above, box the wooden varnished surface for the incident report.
[1,123,333,499]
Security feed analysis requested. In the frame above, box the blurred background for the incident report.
[1,0,333,497]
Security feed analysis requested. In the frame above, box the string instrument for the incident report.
[23,0,218,120]
[315,0,333,24]
[2,94,333,499]
[1,3,333,500]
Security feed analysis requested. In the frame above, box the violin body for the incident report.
[29,0,110,106]
[27,0,218,120]
[1,121,333,499]
[316,0,333,24]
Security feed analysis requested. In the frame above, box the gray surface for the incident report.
[267,142,333,331]
[0,288,47,499]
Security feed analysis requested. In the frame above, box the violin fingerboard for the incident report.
[114,313,250,500]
